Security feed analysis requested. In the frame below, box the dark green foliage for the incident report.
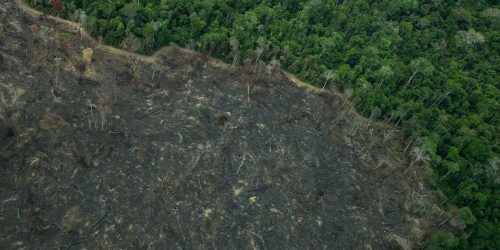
[428,231,461,250]
[29,0,499,248]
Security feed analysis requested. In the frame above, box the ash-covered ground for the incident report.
[0,1,450,249]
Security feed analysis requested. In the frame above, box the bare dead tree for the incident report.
[97,98,111,130]
[78,11,87,42]
[39,26,53,59]
[229,36,240,68]
[342,88,352,105]
[322,70,335,90]
[404,146,430,173]
[39,26,53,48]
[383,129,398,143]
[266,58,281,76]
[151,63,162,80]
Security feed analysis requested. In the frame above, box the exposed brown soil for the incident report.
[0,0,452,249]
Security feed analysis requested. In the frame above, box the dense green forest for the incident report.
[29,0,499,248]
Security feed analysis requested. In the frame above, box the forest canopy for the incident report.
[29,0,499,248]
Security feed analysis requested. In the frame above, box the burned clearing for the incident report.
[0,1,453,249]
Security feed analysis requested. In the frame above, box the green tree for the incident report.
[404,57,435,88]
